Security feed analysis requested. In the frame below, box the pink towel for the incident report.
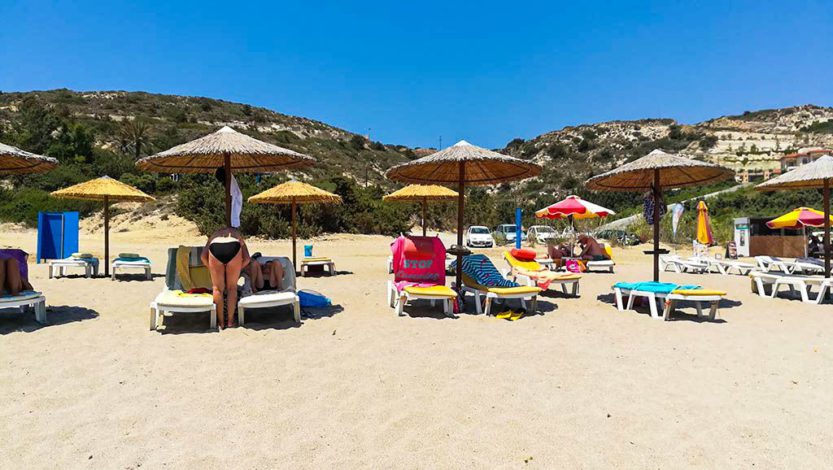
[390,235,447,286]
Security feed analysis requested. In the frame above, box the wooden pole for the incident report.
[291,199,298,273]
[653,169,661,282]
[455,163,466,292]
[224,153,232,227]
[104,196,110,278]
[825,179,830,279]
[422,199,427,237]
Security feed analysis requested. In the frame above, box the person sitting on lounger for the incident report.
[578,234,609,261]
[247,253,284,293]
[0,255,32,296]
[201,227,251,329]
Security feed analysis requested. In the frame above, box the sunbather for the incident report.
[247,253,284,292]
[0,256,32,296]
[578,234,608,261]
[201,227,251,328]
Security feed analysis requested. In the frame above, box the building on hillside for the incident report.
[781,147,832,172]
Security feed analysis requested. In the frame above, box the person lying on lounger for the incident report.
[201,227,251,329]
[0,256,33,296]
[247,253,284,293]
[578,234,609,261]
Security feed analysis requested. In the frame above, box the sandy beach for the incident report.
[1,220,832,469]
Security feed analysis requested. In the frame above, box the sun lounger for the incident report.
[660,255,709,274]
[755,256,792,273]
[584,244,615,273]
[49,256,99,278]
[749,271,832,304]
[453,254,541,316]
[238,256,300,325]
[0,291,48,324]
[111,255,152,280]
[791,258,824,275]
[387,235,458,317]
[300,256,335,276]
[503,251,581,297]
[693,257,756,275]
[613,282,725,321]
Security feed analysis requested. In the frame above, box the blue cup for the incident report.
[304,245,313,257]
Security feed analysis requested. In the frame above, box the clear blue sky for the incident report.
[1,0,831,149]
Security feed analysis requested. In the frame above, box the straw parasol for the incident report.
[383,184,458,236]
[757,155,833,277]
[51,176,155,276]
[137,126,315,226]
[0,141,58,174]
[586,149,734,281]
[248,180,341,270]
[386,140,542,291]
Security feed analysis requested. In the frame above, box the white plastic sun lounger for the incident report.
[694,257,756,275]
[49,258,99,278]
[660,255,709,274]
[0,291,48,324]
[755,256,793,273]
[613,285,722,321]
[111,259,152,280]
[749,271,833,304]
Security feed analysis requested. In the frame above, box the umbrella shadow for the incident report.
[0,304,99,334]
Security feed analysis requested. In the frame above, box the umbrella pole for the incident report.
[224,153,232,227]
[292,199,297,273]
[104,196,110,278]
[653,169,661,282]
[825,179,830,279]
[422,199,427,237]
[456,163,466,293]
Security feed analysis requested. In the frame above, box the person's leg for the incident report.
[207,255,227,329]
[4,259,22,295]
[248,262,264,291]
[267,261,284,290]
[224,251,245,327]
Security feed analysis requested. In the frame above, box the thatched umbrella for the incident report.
[248,180,342,270]
[586,149,734,281]
[51,176,155,276]
[386,140,542,291]
[0,141,58,174]
[137,126,315,226]
[383,184,458,236]
[757,155,833,278]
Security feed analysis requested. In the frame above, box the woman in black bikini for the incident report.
[201,227,251,328]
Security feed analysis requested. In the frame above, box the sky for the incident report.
[1,0,832,149]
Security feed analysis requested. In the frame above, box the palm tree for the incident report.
[119,118,150,160]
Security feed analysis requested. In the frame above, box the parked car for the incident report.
[595,229,641,246]
[494,224,526,245]
[527,225,558,244]
[466,226,494,248]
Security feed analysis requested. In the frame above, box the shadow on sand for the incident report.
[0,305,99,334]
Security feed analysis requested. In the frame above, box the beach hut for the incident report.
[386,140,541,290]
[383,184,458,236]
[137,126,315,226]
[51,176,155,277]
[248,180,341,271]
[757,155,833,277]
[586,149,734,281]
[0,141,58,174]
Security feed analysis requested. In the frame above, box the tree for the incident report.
[119,118,150,159]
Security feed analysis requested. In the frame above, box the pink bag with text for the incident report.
[390,235,447,288]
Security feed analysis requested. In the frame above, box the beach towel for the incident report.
[457,254,519,288]
[0,249,28,281]
[115,256,151,264]
[614,281,701,294]
[391,235,446,286]
[176,246,211,291]
[67,255,99,273]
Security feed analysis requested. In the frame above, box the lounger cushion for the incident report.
[155,290,214,307]
[119,253,141,259]
[0,291,42,302]
[239,291,296,306]
[484,286,541,295]
[510,248,537,262]
[302,257,332,263]
[672,289,726,296]
[404,285,457,297]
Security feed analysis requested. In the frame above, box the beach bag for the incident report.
[565,259,583,273]
[298,289,331,308]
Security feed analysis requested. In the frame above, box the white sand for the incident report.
[1,223,832,468]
